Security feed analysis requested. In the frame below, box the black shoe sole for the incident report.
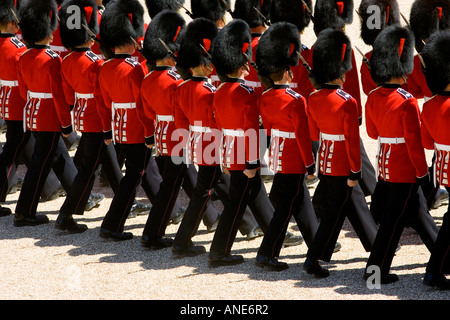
[255,260,289,272]
[55,223,88,234]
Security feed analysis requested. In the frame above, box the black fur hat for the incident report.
[313,0,354,35]
[410,0,450,52]
[255,22,300,77]
[99,0,145,49]
[0,0,20,24]
[18,0,59,45]
[211,19,252,77]
[233,0,272,28]
[270,0,312,32]
[421,30,450,95]
[59,0,99,50]
[190,0,230,22]
[311,28,352,86]
[176,18,218,80]
[142,10,185,64]
[144,0,184,19]
[359,0,400,46]
[370,25,415,85]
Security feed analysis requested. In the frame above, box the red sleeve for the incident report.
[61,61,75,106]
[402,99,429,178]
[49,58,72,130]
[306,96,320,141]
[343,50,362,121]
[16,55,28,101]
[342,98,362,179]
[243,88,260,168]
[97,64,113,134]
[364,94,379,141]
[291,97,315,173]
[131,65,154,139]
[420,104,435,150]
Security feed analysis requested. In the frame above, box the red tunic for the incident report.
[259,84,315,174]
[406,54,433,100]
[140,66,183,156]
[365,84,428,183]
[174,76,220,166]
[0,34,27,121]
[17,45,72,132]
[307,84,361,179]
[293,45,316,101]
[420,92,450,187]
[213,78,260,171]
[244,34,264,98]
[61,48,105,133]
[360,51,378,96]
[98,54,151,144]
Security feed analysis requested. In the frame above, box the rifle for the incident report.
[253,6,270,26]
[158,38,177,62]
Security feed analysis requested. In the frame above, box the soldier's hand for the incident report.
[62,132,71,138]
[146,143,154,149]
[244,168,257,179]
[347,179,358,187]
[104,139,113,146]
[307,174,316,180]
[222,166,230,175]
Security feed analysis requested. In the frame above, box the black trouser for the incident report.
[15,131,76,217]
[101,143,151,233]
[307,175,353,262]
[0,121,29,202]
[174,165,222,248]
[258,173,305,258]
[60,132,106,216]
[426,186,450,275]
[366,180,419,275]
[210,170,262,255]
[142,155,187,238]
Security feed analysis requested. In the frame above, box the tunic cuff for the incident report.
[145,135,155,146]
[61,125,73,135]
[306,163,316,175]
[103,130,113,140]
[349,170,362,181]
[246,159,261,170]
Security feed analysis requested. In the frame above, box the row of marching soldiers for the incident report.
[0,0,449,289]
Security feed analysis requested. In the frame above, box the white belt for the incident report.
[0,80,18,87]
[272,129,295,139]
[321,133,345,141]
[157,115,174,122]
[75,92,94,99]
[28,91,52,99]
[112,102,136,109]
[223,128,245,137]
[379,137,405,144]
[435,142,450,152]
[190,125,211,133]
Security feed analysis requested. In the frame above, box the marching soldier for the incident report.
[140,10,186,249]
[0,0,26,217]
[208,19,261,267]
[364,26,429,284]
[97,0,153,240]
[171,17,220,257]
[14,0,75,227]
[420,30,450,290]
[255,21,316,271]
[303,29,361,278]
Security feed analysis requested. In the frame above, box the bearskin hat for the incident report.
[99,0,145,49]
[410,0,450,52]
[59,0,99,50]
[176,18,218,80]
[421,30,450,95]
[233,0,272,28]
[313,0,353,35]
[211,19,252,77]
[311,28,352,86]
[270,0,312,32]
[142,10,185,65]
[190,0,230,22]
[255,22,300,78]
[358,0,400,46]
[370,25,415,85]
[18,0,58,45]
[0,0,20,24]
[144,0,184,19]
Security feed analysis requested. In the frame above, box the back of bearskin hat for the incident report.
[59,0,98,50]
[18,0,58,45]
[191,0,230,22]
[142,10,185,64]
[0,0,19,24]
[144,0,184,19]
[176,18,218,80]
[256,22,300,77]
[370,25,414,85]
[313,0,353,36]
[233,0,272,28]
[99,0,145,49]
[212,19,252,78]
[359,0,400,46]
[270,0,311,32]
[410,0,450,52]
[311,28,352,86]
[421,30,450,95]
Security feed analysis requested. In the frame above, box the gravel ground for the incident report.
[0,0,449,307]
